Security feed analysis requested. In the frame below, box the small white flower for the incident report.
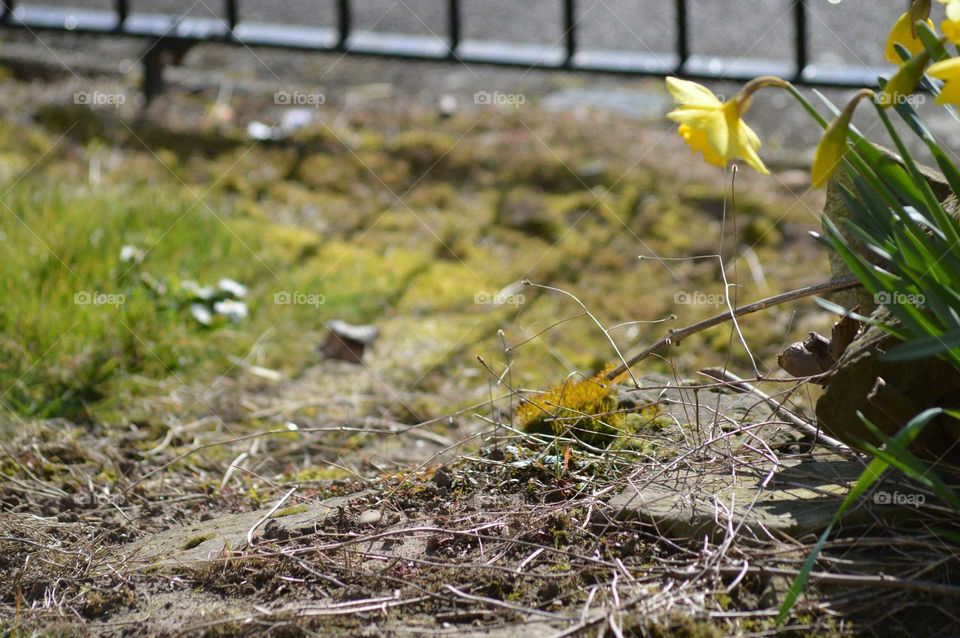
[214,299,248,323]
[217,278,247,298]
[119,244,144,263]
[190,304,213,326]
[246,121,276,141]
[181,280,215,300]
[280,108,314,134]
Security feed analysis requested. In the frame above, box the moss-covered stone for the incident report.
[516,368,623,445]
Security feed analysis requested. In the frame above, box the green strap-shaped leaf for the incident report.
[777,409,943,624]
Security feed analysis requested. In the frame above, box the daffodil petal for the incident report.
[678,124,727,168]
[667,107,729,154]
[948,0,960,22]
[731,119,768,175]
[885,12,934,64]
[928,56,960,79]
[666,77,722,108]
[943,19,960,44]
[935,79,960,104]
[667,105,723,127]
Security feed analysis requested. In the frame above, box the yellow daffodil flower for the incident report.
[885,12,935,64]
[927,57,960,104]
[938,0,960,21]
[942,18,960,43]
[665,77,768,174]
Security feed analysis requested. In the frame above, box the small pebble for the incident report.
[357,509,382,526]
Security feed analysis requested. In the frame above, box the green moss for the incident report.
[742,214,782,245]
[270,504,310,518]
[294,467,352,482]
[496,186,563,240]
[34,103,109,143]
[389,130,457,176]
[181,533,216,550]
[295,152,361,193]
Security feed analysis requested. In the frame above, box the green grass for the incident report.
[0,176,428,422]
[0,179,260,419]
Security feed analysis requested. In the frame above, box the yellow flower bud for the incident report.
[811,113,852,188]
[810,90,873,189]
[878,49,931,108]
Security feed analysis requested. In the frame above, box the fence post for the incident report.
[563,0,576,67]
[337,0,351,51]
[115,0,128,28]
[793,0,808,82]
[225,0,238,33]
[448,0,460,59]
[675,0,688,73]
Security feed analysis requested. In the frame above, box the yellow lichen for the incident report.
[516,368,622,444]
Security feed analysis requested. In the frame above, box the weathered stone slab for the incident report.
[616,374,805,451]
[603,456,917,539]
[126,491,371,568]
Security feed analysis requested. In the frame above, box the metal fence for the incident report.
[0,1,884,99]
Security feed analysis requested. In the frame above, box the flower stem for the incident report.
[782,83,903,209]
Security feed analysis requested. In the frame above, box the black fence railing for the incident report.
[0,1,888,100]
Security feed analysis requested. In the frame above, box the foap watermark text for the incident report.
[474,91,526,109]
[674,291,725,306]
[74,290,125,307]
[275,90,326,108]
[274,291,326,307]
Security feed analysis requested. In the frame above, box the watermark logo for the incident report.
[875,291,924,307]
[74,91,126,108]
[674,291,725,307]
[474,291,525,307]
[874,490,925,508]
[474,91,526,109]
[274,291,326,307]
[74,290,125,307]
[876,92,927,108]
[274,90,326,108]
